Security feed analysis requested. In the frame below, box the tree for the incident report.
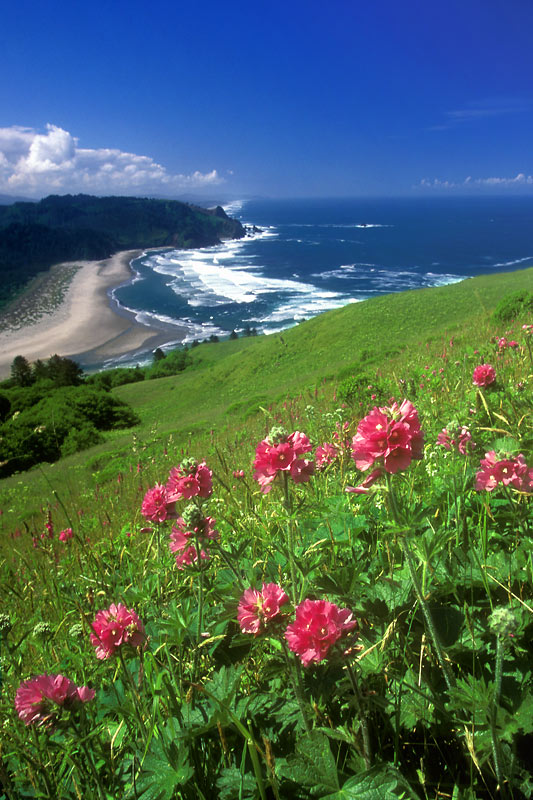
[153,348,166,362]
[10,355,33,387]
[46,355,83,387]
[229,330,239,340]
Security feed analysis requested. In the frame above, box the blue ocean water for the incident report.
[108,196,533,366]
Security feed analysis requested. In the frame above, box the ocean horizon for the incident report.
[91,196,533,370]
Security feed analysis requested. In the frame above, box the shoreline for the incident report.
[0,250,186,378]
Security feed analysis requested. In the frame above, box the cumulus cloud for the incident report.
[0,124,223,197]
[417,173,533,190]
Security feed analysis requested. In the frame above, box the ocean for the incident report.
[104,196,533,368]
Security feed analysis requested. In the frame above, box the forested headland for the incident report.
[0,194,244,308]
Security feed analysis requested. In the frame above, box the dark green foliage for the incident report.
[229,329,239,340]
[44,354,83,386]
[60,423,104,456]
[0,385,139,476]
[153,347,166,362]
[209,334,220,343]
[10,355,33,387]
[0,392,10,422]
[147,348,191,380]
[493,289,533,322]
[86,366,146,390]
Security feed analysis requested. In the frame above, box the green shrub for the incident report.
[60,424,104,456]
[493,290,533,322]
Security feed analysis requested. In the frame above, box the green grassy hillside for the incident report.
[1,264,532,521]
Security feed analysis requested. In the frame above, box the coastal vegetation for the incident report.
[0,267,532,798]
[0,194,245,309]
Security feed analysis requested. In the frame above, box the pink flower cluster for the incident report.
[166,459,213,501]
[498,337,519,350]
[237,583,289,634]
[315,442,339,469]
[472,364,496,387]
[15,674,95,726]
[351,399,424,474]
[286,599,357,667]
[141,459,213,522]
[237,587,357,667]
[90,603,146,659]
[169,513,219,569]
[436,425,475,454]
[316,423,351,469]
[141,483,176,523]
[58,527,74,542]
[253,429,314,493]
[475,451,533,492]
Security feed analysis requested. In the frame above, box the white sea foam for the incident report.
[491,256,533,268]
[143,246,319,308]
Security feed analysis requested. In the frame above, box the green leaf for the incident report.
[322,764,419,800]
[217,766,257,800]
[277,731,340,795]
[135,739,192,800]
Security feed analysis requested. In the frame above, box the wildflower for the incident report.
[436,425,474,455]
[315,442,339,469]
[351,399,424,474]
[253,428,314,493]
[472,364,496,387]
[233,469,245,479]
[141,483,176,523]
[15,674,95,726]
[166,459,213,501]
[237,583,289,634]
[285,599,357,667]
[475,451,533,492]
[58,528,73,542]
[169,510,218,569]
[90,603,146,659]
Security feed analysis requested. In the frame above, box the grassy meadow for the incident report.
[0,266,532,799]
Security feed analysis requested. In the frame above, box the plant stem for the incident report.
[401,538,455,693]
[489,636,508,797]
[118,648,147,738]
[346,661,372,768]
[386,474,455,693]
[281,639,311,733]
[283,472,299,604]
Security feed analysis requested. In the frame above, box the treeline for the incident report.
[0,194,244,308]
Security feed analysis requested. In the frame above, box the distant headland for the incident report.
[0,193,245,310]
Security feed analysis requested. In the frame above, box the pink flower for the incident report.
[141,483,176,523]
[15,674,95,726]
[237,583,289,634]
[475,451,533,492]
[285,599,357,667]
[166,460,213,501]
[351,399,424,474]
[315,442,339,469]
[58,528,73,542]
[253,429,314,493]
[233,469,245,479]
[473,364,496,387]
[436,426,474,455]
[169,513,218,570]
[90,603,146,659]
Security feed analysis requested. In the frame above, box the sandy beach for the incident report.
[0,250,184,378]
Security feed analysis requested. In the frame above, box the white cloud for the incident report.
[0,123,223,197]
[417,173,533,190]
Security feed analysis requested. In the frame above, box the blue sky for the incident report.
[1,0,532,198]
